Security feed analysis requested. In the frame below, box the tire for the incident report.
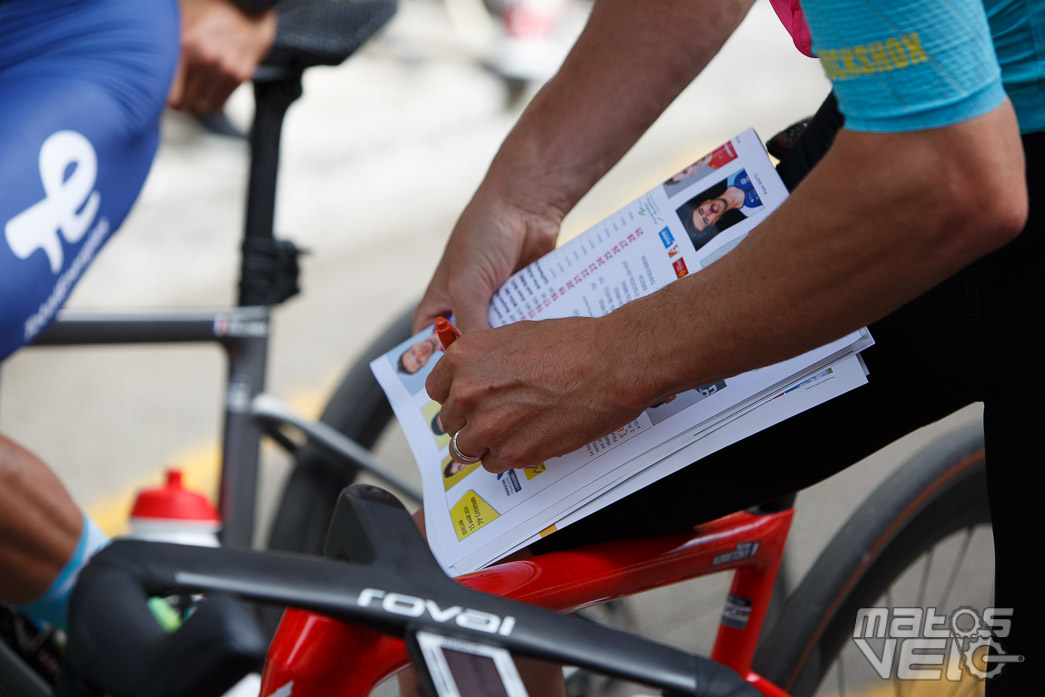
[266,305,415,556]
[753,421,991,697]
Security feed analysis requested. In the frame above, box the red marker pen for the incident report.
[435,316,461,350]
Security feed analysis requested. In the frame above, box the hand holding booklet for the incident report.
[371,130,873,575]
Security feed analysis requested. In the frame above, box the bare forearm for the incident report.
[0,436,82,603]
[416,0,755,331]
[611,103,1028,406]
[482,0,756,220]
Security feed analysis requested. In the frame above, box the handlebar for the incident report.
[62,485,760,697]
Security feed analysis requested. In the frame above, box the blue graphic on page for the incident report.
[659,227,675,248]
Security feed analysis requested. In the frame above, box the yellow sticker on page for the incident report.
[421,400,451,450]
[442,455,481,491]
[450,491,500,541]
[523,464,546,480]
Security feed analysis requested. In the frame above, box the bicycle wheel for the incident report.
[753,420,992,697]
[266,305,415,556]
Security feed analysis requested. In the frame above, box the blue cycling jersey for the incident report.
[0,0,178,361]
[801,0,1045,133]
[726,171,763,211]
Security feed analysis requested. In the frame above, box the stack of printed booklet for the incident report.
[372,129,873,576]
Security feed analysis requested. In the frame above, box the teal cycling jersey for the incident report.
[986,0,1045,133]
[800,0,1045,134]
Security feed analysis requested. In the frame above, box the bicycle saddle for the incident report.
[264,0,397,71]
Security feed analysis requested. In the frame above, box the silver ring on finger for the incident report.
[451,429,483,463]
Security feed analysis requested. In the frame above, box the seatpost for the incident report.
[219,68,304,548]
[238,67,304,307]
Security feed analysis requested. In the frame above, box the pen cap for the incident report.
[435,316,461,350]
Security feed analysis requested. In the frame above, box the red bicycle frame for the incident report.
[260,507,794,697]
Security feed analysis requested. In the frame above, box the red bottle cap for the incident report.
[129,469,221,522]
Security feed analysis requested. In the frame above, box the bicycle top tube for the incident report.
[63,485,768,697]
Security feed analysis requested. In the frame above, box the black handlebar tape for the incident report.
[63,568,265,697]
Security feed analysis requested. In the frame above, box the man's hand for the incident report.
[413,192,560,333]
[426,316,647,473]
[412,0,751,334]
[168,0,276,115]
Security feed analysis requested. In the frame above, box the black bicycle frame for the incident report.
[34,306,272,547]
[23,65,419,547]
[27,67,303,548]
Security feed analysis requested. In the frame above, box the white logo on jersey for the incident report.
[5,130,101,273]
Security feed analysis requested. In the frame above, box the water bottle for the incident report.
[128,469,221,546]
